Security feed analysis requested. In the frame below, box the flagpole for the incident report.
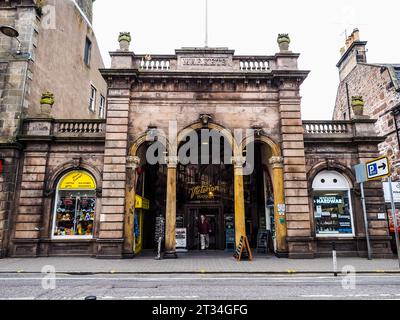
[205,0,208,47]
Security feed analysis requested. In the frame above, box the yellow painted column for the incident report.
[164,156,178,259]
[123,156,140,257]
[233,156,246,247]
[269,156,288,254]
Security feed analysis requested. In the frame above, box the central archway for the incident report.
[125,121,287,257]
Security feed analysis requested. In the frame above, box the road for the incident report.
[1,273,400,300]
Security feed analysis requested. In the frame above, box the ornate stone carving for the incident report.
[199,114,212,127]
[126,156,140,170]
[72,157,82,169]
[269,156,284,169]
[165,155,179,168]
[231,156,246,168]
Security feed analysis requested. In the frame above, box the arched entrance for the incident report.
[125,121,287,257]
[240,134,287,254]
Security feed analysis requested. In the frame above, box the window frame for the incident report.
[84,36,92,67]
[89,85,97,113]
[312,171,356,238]
[99,95,106,119]
[51,171,97,240]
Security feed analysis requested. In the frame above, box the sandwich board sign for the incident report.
[366,156,390,181]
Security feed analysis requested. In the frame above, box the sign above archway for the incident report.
[59,171,96,190]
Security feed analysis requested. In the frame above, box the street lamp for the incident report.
[0,25,22,55]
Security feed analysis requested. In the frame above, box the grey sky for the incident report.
[93,0,400,120]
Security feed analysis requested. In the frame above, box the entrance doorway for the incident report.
[185,205,223,250]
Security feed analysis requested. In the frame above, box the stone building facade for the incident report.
[0,0,106,257]
[3,33,392,259]
[333,29,400,179]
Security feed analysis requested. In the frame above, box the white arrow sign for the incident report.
[366,156,390,181]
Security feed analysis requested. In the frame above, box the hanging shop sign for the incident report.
[189,182,220,200]
[135,195,150,210]
[59,171,96,190]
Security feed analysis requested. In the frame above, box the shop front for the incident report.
[52,171,97,239]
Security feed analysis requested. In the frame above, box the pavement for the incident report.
[0,250,399,274]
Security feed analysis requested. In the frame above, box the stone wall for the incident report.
[0,147,21,258]
[0,2,37,140]
[304,120,392,258]
[75,0,94,23]
[26,0,106,119]
[10,118,105,257]
[333,63,400,179]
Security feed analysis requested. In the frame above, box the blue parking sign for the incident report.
[365,156,390,180]
[368,163,378,176]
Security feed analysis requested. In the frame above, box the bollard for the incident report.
[332,242,338,277]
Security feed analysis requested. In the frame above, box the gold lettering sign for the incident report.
[59,171,96,190]
[189,182,220,200]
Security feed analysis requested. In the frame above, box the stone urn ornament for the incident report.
[277,33,291,52]
[40,91,54,116]
[118,32,132,51]
[351,96,364,116]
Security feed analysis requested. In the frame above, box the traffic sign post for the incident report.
[356,156,399,265]
[354,163,372,260]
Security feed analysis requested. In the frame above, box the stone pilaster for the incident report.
[278,83,313,258]
[97,94,130,259]
[123,155,140,257]
[232,156,246,247]
[0,147,21,258]
[269,156,288,255]
[12,147,49,257]
[354,120,392,257]
[164,156,178,259]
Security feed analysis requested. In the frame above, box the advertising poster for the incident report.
[388,209,400,232]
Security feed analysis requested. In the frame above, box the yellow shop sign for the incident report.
[59,171,96,190]
[135,195,150,210]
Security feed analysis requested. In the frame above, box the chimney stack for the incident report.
[337,28,367,81]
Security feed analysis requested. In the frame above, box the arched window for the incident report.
[52,171,97,239]
[312,170,355,237]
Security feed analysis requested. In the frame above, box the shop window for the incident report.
[52,171,97,239]
[312,170,355,237]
